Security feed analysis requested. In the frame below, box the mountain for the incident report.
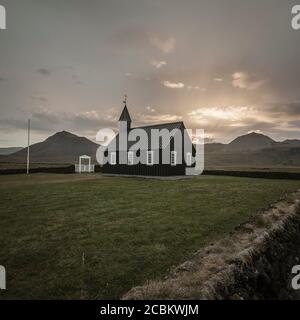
[2,131,100,163]
[278,139,300,148]
[205,132,300,168]
[0,147,23,155]
[225,132,276,152]
[204,143,226,153]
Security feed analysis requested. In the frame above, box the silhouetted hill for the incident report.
[0,147,23,155]
[2,131,99,163]
[226,132,276,151]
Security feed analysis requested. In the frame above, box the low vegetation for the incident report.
[0,174,300,299]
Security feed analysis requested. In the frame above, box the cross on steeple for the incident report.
[123,94,127,107]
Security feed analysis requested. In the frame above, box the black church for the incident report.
[102,100,195,176]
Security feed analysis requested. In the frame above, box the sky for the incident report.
[0,0,300,147]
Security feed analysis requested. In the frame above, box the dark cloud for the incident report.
[36,68,52,76]
[30,96,48,103]
[71,74,84,85]
[0,107,118,140]
[0,119,28,131]
[266,102,300,116]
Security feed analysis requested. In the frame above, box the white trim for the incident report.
[147,151,154,165]
[0,5,6,30]
[128,151,134,165]
[110,152,116,165]
[79,155,92,173]
[0,265,5,290]
[171,151,177,166]
[75,164,95,173]
[186,152,192,166]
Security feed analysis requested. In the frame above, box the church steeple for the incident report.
[119,94,131,131]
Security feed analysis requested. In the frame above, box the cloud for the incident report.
[146,106,156,112]
[163,80,184,89]
[30,95,48,103]
[187,85,207,91]
[106,26,149,52]
[214,78,223,82]
[71,74,84,85]
[151,60,167,69]
[32,107,59,124]
[132,107,182,125]
[266,101,300,116]
[186,102,300,142]
[232,72,265,90]
[248,129,264,134]
[37,68,52,76]
[36,66,83,85]
[107,26,175,55]
[136,113,182,125]
[0,107,119,138]
[189,106,250,123]
[150,36,176,54]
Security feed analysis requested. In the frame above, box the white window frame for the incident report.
[147,151,154,166]
[110,152,116,165]
[170,151,177,166]
[128,151,134,165]
[186,152,192,167]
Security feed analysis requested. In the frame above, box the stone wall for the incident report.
[123,194,300,300]
[0,165,102,175]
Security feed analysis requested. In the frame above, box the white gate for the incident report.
[75,155,95,173]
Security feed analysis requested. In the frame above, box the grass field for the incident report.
[1,173,300,299]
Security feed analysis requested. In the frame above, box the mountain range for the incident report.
[0,131,99,164]
[205,132,300,168]
[206,132,300,152]
[1,130,300,168]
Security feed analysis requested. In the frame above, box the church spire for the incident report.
[118,94,131,131]
[118,94,132,122]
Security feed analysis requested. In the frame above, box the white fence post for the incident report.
[0,265,6,290]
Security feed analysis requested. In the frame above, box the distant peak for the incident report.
[236,131,274,140]
[227,131,275,151]
[46,131,78,141]
[58,130,73,135]
[244,131,265,137]
[56,130,75,136]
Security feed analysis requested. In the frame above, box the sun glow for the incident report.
[188,106,249,122]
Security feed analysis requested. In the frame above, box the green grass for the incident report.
[0,174,300,299]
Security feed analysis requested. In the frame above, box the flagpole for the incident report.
[27,119,30,175]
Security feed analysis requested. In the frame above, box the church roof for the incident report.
[109,121,188,150]
[118,106,132,122]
